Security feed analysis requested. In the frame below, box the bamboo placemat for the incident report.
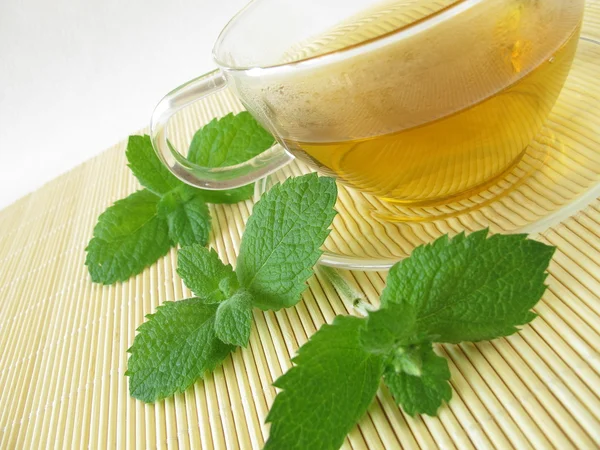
[1,113,599,450]
[2,10,600,450]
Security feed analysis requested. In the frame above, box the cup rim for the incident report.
[212,0,474,72]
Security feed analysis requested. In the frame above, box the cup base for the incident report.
[371,144,540,223]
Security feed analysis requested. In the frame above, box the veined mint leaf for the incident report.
[126,298,234,402]
[381,230,555,343]
[85,189,171,284]
[236,174,337,310]
[383,343,452,416]
[187,112,275,204]
[126,135,182,196]
[263,229,555,446]
[127,122,267,204]
[177,245,238,302]
[188,112,275,167]
[214,290,253,347]
[158,185,211,247]
[265,316,383,450]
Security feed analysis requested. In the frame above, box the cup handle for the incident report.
[150,69,294,190]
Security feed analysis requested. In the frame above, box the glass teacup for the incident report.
[151,0,585,209]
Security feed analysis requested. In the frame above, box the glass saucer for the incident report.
[256,37,600,270]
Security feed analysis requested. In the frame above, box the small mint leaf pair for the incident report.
[178,245,254,348]
[126,174,338,403]
[265,230,555,450]
[85,112,274,285]
[125,246,250,402]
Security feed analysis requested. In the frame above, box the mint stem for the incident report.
[317,266,374,317]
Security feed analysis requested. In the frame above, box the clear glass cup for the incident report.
[151,0,585,208]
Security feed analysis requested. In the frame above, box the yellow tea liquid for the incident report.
[249,0,583,204]
[283,26,580,203]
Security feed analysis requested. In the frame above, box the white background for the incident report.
[0,0,249,210]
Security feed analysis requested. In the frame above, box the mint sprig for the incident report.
[85,112,274,284]
[126,174,337,402]
[264,230,555,449]
[117,138,555,449]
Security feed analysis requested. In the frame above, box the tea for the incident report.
[249,0,583,204]
[284,26,580,203]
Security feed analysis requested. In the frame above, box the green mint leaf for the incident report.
[214,290,253,347]
[381,230,555,343]
[383,343,452,416]
[158,185,211,247]
[360,302,439,354]
[187,112,275,204]
[177,245,238,302]
[85,189,171,284]
[188,111,275,167]
[218,276,238,298]
[265,316,384,450]
[126,298,234,402]
[126,135,182,196]
[360,306,417,355]
[236,173,337,310]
